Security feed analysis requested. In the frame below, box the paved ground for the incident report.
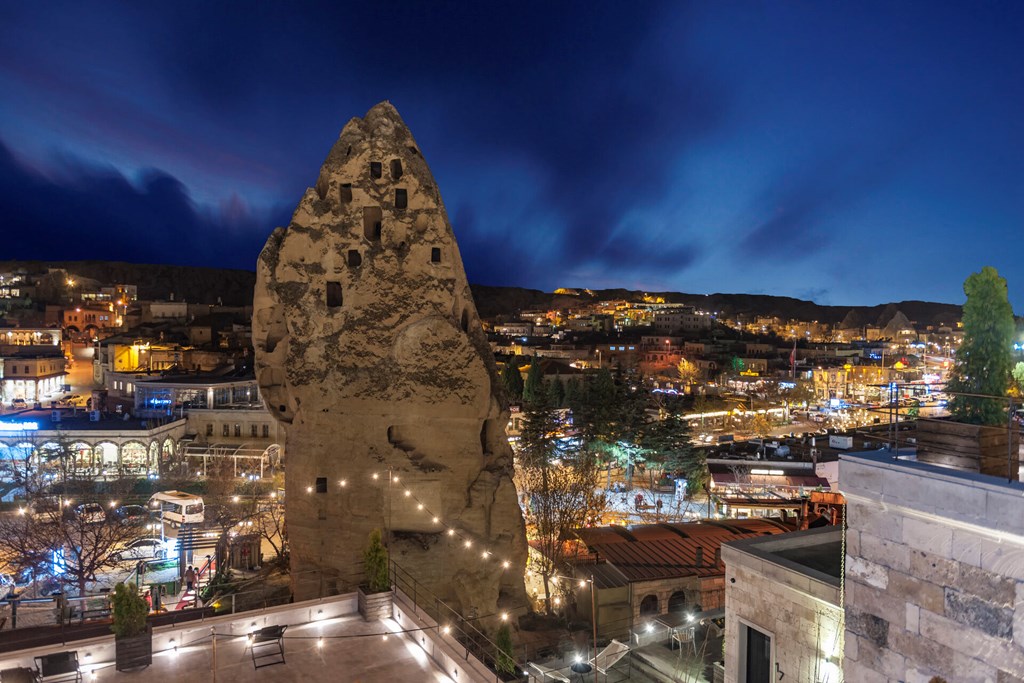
[80,614,454,682]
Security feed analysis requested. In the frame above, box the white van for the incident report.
[148,491,205,527]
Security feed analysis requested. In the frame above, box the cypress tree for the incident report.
[523,357,544,406]
[947,266,1015,425]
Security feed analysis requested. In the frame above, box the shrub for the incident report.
[364,528,390,593]
[111,582,149,638]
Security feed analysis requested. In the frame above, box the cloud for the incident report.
[740,136,921,259]
[0,141,289,270]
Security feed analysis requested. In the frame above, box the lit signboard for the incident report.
[0,422,39,432]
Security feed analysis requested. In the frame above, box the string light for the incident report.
[310,472,519,575]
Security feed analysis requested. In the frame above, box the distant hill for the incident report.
[1,261,964,325]
[0,260,257,306]
[471,284,964,327]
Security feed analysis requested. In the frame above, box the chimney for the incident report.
[694,547,703,567]
[714,547,721,565]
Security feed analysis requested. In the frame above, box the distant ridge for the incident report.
[0,261,963,325]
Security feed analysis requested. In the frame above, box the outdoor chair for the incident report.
[0,668,36,683]
[249,624,288,669]
[33,651,81,683]
[589,639,631,678]
[528,661,571,682]
[672,625,697,655]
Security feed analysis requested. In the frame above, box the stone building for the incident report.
[842,450,1024,681]
[252,102,528,618]
[722,526,843,683]
[571,519,792,639]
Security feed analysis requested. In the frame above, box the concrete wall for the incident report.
[841,451,1024,682]
[723,528,843,683]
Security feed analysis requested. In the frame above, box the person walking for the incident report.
[184,565,196,592]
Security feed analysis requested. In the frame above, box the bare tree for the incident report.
[0,506,141,596]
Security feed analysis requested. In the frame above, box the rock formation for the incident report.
[252,102,527,619]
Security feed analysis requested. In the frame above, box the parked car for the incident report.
[11,398,27,409]
[74,503,106,524]
[112,538,167,562]
[24,497,65,523]
[114,505,149,526]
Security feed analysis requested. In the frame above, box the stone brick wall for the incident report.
[841,451,1024,682]
[722,528,842,683]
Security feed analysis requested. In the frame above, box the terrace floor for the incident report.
[0,595,457,682]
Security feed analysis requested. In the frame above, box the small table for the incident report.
[569,662,592,682]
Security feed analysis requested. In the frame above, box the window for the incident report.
[370,161,382,179]
[431,247,441,263]
[315,477,328,493]
[251,424,258,437]
[639,595,658,616]
[390,159,403,179]
[206,424,213,437]
[262,425,269,438]
[363,206,383,241]
[339,183,352,203]
[348,250,362,267]
[222,424,229,437]
[395,189,407,209]
[740,624,772,683]
[234,424,241,437]
[326,281,343,308]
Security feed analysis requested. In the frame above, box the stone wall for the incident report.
[841,451,1024,682]
[722,528,843,683]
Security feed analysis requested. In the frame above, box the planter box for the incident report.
[115,627,153,671]
[357,586,393,621]
[915,418,1019,480]
[712,661,725,683]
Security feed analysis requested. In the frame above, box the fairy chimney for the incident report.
[252,102,527,618]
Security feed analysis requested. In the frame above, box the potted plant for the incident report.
[495,622,519,680]
[112,582,152,671]
[916,266,1019,478]
[357,529,392,620]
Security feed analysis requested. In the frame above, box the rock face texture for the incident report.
[252,102,527,618]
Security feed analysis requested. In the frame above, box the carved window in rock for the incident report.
[339,183,353,203]
[431,247,441,263]
[316,477,327,494]
[395,189,407,209]
[348,250,362,267]
[370,161,382,179]
[390,159,403,180]
[461,309,470,333]
[326,281,343,308]
[363,207,383,241]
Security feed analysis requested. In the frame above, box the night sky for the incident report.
[1,2,1022,308]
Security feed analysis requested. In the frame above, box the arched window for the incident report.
[668,591,687,613]
[639,594,659,616]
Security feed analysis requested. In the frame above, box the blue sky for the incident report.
[1,1,1021,308]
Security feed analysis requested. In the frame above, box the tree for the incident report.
[946,266,1015,425]
[495,622,516,675]
[363,528,390,592]
[544,378,565,408]
[249,501,288,564]
[676,357,699,387]
[111,582,149,638]
[500,358,524,404]
[678,447,709,497]
[522,358,544,405]
[515,389,604,614]
[638,410,694,474]
[0,505,142,596]
[1012,362,1024,396]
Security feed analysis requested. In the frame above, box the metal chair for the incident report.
[249,624,287,669]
